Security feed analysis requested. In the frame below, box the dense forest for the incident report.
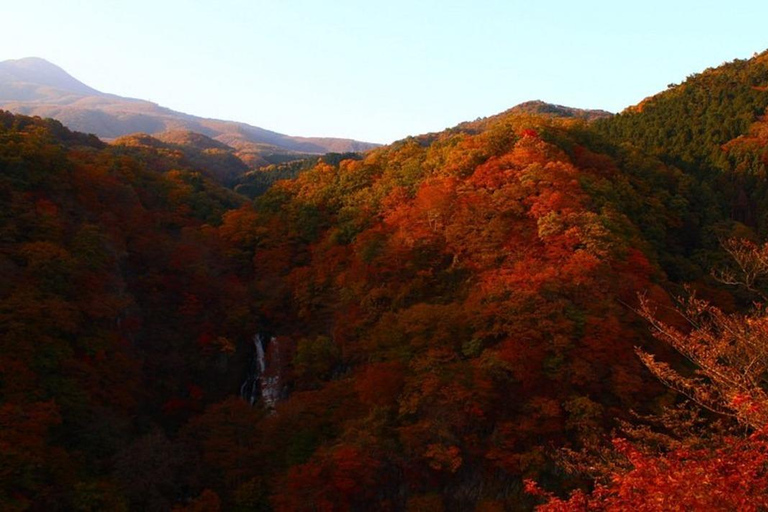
[1,50,768,511]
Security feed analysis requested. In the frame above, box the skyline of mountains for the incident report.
[0,57,380,167]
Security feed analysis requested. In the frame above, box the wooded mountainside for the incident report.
[2,50,768,511]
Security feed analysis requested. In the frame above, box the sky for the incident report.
[2,0,768,143]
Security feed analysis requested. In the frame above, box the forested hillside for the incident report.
[597,52,768,173]
[2,48,768,511]
[0,112,256,510]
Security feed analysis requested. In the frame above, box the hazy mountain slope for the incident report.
[0,56,102,99]
[0,57,380,162]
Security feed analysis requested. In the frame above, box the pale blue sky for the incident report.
[2,1,767,143]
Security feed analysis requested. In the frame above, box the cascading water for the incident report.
[240,334,265,406]
[260,338,281,410]
[240,333,284,410]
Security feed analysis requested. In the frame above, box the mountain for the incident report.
[593,49,768,264]
[596,50,768,170]
[505,99,613,120]
[1,101,678,512]
[111,130,250,186]
[0,56,101,99]
[195,50,768,510]
[5,49,768,511]
[0,110,254,510]
[0,57,380,166]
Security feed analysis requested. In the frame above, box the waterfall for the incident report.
[255,334,266,374]
[261,337,281,410]
[239,334,264,406]
[240,333,284,410]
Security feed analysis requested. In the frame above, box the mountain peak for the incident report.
[4,56,60,70]
[507,100,614,120]
[0,57,101,98]
[0,58,378,158]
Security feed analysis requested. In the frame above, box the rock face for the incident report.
[0,57,380,163]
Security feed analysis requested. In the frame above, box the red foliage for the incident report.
[528,430,768,511]
[273,445,382,512]
[521,129,540,138]
[354,361,405,407]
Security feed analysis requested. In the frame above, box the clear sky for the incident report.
[2,0,767,143]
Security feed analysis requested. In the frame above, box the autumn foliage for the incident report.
[527,429,768,511]
[3,49,768,511]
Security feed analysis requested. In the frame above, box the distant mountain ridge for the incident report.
[0,57,380,166]
[0,57,102,99]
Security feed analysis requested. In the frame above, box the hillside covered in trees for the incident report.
[2,49,768,511]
